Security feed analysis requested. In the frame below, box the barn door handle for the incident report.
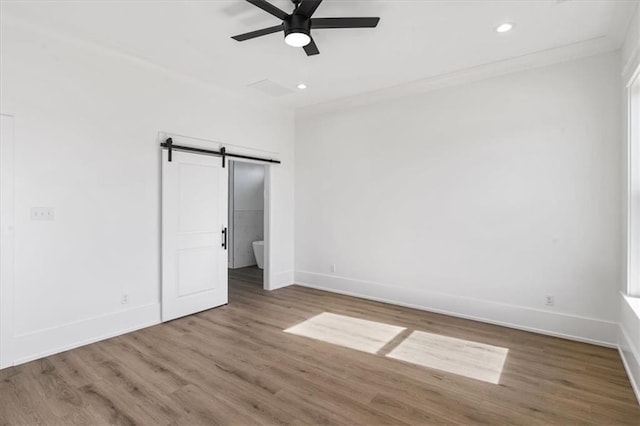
[222,227,227,250]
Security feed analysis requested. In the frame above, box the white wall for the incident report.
[0,17,294,367]
[230,161,264,269]
[295,52,622,346]
[620,2,640,404]
[623,3,640,82]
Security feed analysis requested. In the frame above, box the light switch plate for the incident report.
[31,207,54,221]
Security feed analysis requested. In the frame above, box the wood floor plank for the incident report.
[0,266,638,425]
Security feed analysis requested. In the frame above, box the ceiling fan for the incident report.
[231,0,380,56]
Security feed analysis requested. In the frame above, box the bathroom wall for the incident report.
[230,161,265,269]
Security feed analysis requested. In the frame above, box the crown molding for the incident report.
[1,10,624,120]
[296,36,619,118]
[0,13,295,116]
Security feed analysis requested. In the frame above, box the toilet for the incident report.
[252,240,264,269]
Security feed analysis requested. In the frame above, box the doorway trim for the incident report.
[227,161,236,269]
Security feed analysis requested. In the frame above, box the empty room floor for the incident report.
[1,277,639,425]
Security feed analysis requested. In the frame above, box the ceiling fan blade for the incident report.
[246,0,289,21]
[303,38,320,56]
[295,0,323,18]
[231,24,283,41]
[312,17,380,29]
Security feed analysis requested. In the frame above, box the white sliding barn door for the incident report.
[162,149,228,322]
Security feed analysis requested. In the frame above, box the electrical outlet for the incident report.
[31,207,54,221]
[330,264,336,273]
[545,295,555,306]
[121,294,129,305]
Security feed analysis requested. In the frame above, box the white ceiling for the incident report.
[1,0,637,109]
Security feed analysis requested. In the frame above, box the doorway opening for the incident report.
[227,160,266,290]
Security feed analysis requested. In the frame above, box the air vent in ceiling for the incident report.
[248,79,295,97]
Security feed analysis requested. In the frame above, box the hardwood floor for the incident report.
[1,270,639,425]
[229,266,263,287]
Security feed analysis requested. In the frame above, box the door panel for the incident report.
[178,247,218,297]
[162,149,228,322]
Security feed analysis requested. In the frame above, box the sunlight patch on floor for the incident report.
[284,312,406,354]
[386,330,509,384]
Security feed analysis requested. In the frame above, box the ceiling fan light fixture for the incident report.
[230,0,380,56]
[285,31,311,47]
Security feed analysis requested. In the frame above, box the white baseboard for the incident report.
[295,271,618,347]
[269,269,294,291]
[3,266,293,368]
[9,303,161,367]
[619,325,640,405]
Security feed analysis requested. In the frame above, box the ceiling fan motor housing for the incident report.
[231,0,380,56]
[284,14,311,38]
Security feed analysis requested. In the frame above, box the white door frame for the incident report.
[227,161,235,269]
[159,132,276,294]
[263,162,273,291]
[0,115,15,369]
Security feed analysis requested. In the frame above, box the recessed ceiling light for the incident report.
[297,83,307,90]
[496,23,513,33]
